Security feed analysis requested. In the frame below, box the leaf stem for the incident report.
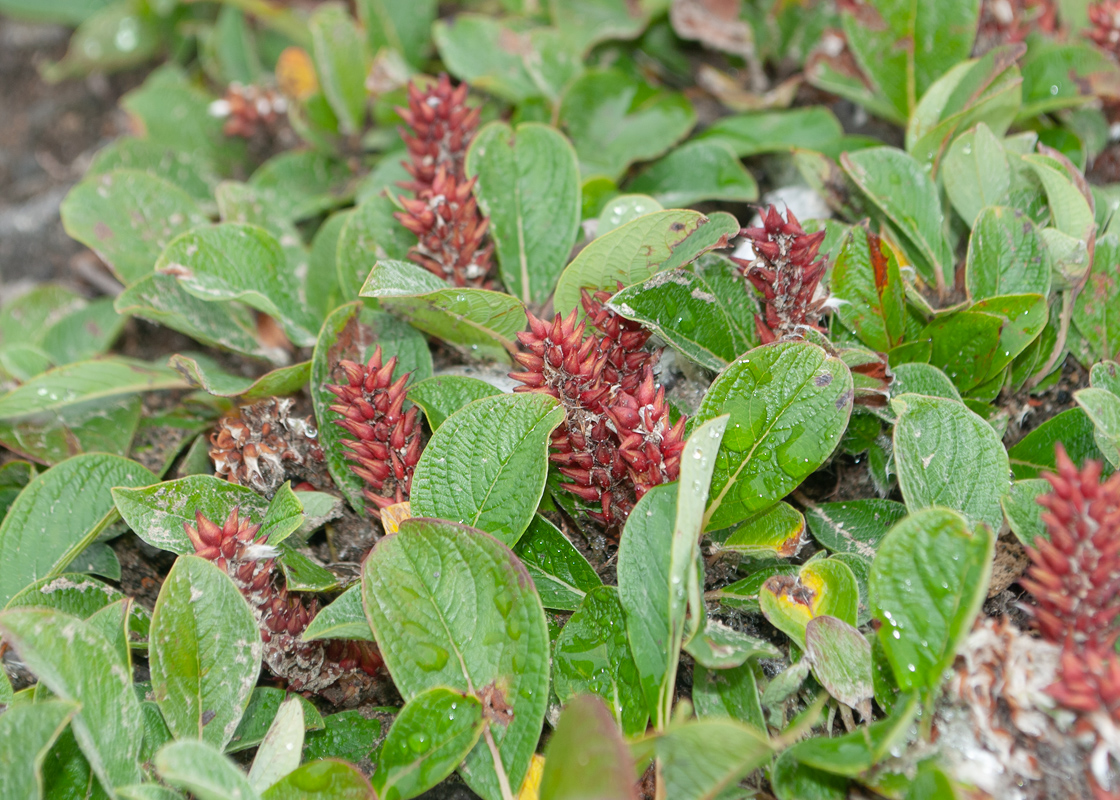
[482,724,517,800]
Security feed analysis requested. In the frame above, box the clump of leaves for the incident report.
[6,0,1120,798]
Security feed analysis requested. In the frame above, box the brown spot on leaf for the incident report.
[814,372,833,387]
[201,709,216,726]
[94,222,113,242]
[477,682,514,727]
[763,574,815,607]
[670,222,686,231]
[836,390,854,410]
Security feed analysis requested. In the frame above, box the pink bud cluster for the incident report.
[510,289,686,527]
[393,74,494,287]
[1022,446,1120,796]
[326,346,422,517]
[731,205,828,344]
[185,508,382,705]
[1089,1,1120,59]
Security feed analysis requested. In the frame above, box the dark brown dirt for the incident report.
[0,18,144,292]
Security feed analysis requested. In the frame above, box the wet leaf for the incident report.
[0,453,154,606]
[336,194,415,302]
[1076,387,1120,469]
[261,759,374,800]
[157,223,321,347]
[627,140,758,208]
[805,615,873,713]
[1008,408,1104,479]
[362,517,550,799]
[227,688,325,754]
[149,555,262,750]
[917,311,1003,394]
[683,617,779,669]
[842,147,953,290]
[596,194,663,236]
[554,209,739,318]
[560,69,695,181]
[1002,478,1050,546]
[608,267,754,371]
[871,508,993,693]
[830,228,906,353]
[156,739,259,800]
[692,662,766,732]
[411,393,563,547]
[553,586,647,736]
[805,498,907,559]
[511,515,601,612]
[86,136,221,203]
[247,150,353,223]
[785,697,917,777]
[643,717,771,800]
[965,206,1051,300]
[247,697,304,793]
[372,688,484,800]
[170,354,310,401]
[42,2,161,82]
[694,341,854,530]
[303,710,381,763]
[467,122,582,305]
[1019,40,1120,119]
[0,608,144,789]
[407,376,503,432]
[5,574,150,646]
[892,394,1010,532]
[770,749,848,800]
[942,124,1011,227]
[722,502,806,558]
[1073,234,1120,363]
[361,260,527,363]
[112,475,304,553]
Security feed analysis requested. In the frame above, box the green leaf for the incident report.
[1024,153,1096,242]
[608,267,754,371]
[917,311,1003,393]
[618,416,727,730]
[842,147,953,291]
[1009,408,1104,479]
[906,47,1023,172]
[722,502,806,558]
[551,0,650,53]
[357,0,436,66]
[683,618,780,669]
[871,508,993,693]
[115,274,278,363]
[309,3,369,134]
[0,700,79,800]
[38,298,126,367]
[310,302,431,512]
[841,0,980,120]
[1076,387,1120,468]
[553,209,740,317]
[86,137,221,204]
[42,2,161,82]
[277,544,339,592]
[0,0,115,24]
[646,717,772,800]
[965,206,1051,301]
[829,227,906,352]
[113,475,303,553]
[942,124,1011,227]
[407,376,503,432]
[758,559,859,646]
[411,393,564,547]
[553,586,648,736]
[170,354,310,401]
[770,749,848,800]
[301,586,375,643]
[805,615,873,713]
[1019,40,1120,118]
[157,223,320,347]
[60,169,208,286]
[149,556,262,750]
[362,517,550,798]
[596,194,663,236]
[695,342,854,530]
[805,498,907,559]
[891,394,1010,532]
[1001,478,1050,546]
[786,696,918,777]
[692,662,766,732]
[1074,234,1120,362]
[247,697,304,793]
[0,609,144,789]
[436,15,581,105]
[372,688,485,800]
[261,759,374,800]
[227,688,324,755]
[247,151,353,223]
[466,122,582,306]
[1092,360,1120,395]
[5,574,150,646]
[156,739,260,800]
[539,695,636,800]
[302,710,381,763]
[560,69,695,181]
[336,194,415,302]
[627,141,758,208]
[695,107,844,158]
[361,260,527,363]
[0,453,154,606]
[511,515,602,612]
